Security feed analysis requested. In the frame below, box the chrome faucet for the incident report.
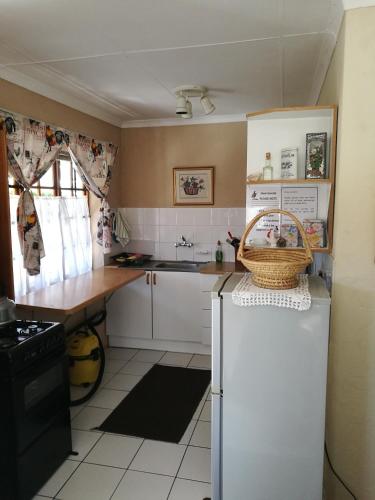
[174,235,193,248]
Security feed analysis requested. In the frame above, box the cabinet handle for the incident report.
[146,273,150,285]
[153,273,156,285]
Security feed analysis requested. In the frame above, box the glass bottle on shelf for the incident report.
[262,152,273,180]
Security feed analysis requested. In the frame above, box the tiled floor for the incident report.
[34,348,212,500]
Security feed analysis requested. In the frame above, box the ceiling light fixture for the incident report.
[174,85,215,119]
[181,100,192,119]
[175,94,188,114]
[200,95,215,115]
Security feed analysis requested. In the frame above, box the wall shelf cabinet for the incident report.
[246,105,337,254]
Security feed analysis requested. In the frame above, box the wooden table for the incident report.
[16,267,145,316]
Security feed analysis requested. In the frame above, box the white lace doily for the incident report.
[232,274,311,311]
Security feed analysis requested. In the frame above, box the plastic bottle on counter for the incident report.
[215,240,223,263]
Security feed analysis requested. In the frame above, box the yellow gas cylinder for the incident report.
[67,331,100,386]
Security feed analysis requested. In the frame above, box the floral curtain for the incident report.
[67,135,118,254]
[0,108,118,275]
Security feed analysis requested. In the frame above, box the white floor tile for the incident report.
[199,401,211,422]
[33,496,53,499]
[132,349,165,363]
[190,421,211,448]
[105,373,142,391]
[87,388,128,409]
[84,433,142,468]
[168,478,211,500]
[111,470,173,500]
[107,347,138,361]
[70,405,84,420]
[37,460,79,497]
[71,430,102,461]
[178,446,211,483]
[130,440,186,476]
[104,358,127,373]
[193,398,205,420]
[189,354,212,370]
[71,406,111,431]
[159,352,193,367]
[100,371,114,387]
[56,462,123,500]
[120,360,154,376]
[70,384,90,403]
[179,420,197,445]
[206,392,212,401]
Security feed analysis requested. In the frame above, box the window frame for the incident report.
[8,154,88,198]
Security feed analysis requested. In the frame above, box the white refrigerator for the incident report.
[211,273,330,500]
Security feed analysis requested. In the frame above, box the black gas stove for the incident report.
[0,319,72,500]
[0,320,66,375]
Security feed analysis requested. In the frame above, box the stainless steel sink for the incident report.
[155,261,202,271]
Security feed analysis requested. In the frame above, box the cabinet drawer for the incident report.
[200,291,212,310]
[200,274,220,292]
[201,327,212,346]
[200,309,212,328]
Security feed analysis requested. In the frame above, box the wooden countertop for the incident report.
[199,261,246,274]
[16,267,145,315]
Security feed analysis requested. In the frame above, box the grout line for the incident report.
[167,417,203,499]
[52,459,83,499]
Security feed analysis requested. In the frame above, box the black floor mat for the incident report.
[97,364,211,443]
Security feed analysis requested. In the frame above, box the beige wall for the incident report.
[119,122,247,208]
[319,9,375,500]
[0,77,122,268]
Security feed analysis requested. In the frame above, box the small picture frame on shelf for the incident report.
[305,132,328,179]
[280,147,298,180]
[303,219,326,248]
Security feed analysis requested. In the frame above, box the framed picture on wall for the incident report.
[173,166,214,205]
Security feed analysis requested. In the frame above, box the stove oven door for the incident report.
[12,347,71,455]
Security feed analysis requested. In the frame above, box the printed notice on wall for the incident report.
[246,185,281,241]
[281,186,318,223]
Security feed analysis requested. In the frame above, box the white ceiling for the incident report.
[0,0,350,127]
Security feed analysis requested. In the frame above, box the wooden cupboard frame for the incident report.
[246,105,337,254]
[0,124,14,298]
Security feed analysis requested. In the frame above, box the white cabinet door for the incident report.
[107,272,152,339]
[152,271,202,342]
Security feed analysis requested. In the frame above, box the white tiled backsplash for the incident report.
[110,207,246,262]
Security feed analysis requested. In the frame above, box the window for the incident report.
[9,156,92,297]
[8,156,87,197]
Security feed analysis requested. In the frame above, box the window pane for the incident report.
[40,167,54,188]
[60,159,72,189]
[75,171,84,190]
[75,190,85,198]
[40,188,54,197]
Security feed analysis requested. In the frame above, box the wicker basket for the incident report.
[237,209,313,290]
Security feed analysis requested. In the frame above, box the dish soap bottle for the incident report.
[262,152,273,180]
[215,240,223,263]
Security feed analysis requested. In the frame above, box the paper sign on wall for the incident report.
[281,187,318,223]
[246,185,281,241]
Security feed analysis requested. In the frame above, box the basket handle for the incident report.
[237,209,313,260]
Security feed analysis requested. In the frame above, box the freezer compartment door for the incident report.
[211,393,222,500]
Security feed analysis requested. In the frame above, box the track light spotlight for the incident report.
[181,100,192,119]
[176,94,188,115]
[200,95,215,115]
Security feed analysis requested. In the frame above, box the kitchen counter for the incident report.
[199,261,246,274]
[107,260,246,275]
[16,267,145,315]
